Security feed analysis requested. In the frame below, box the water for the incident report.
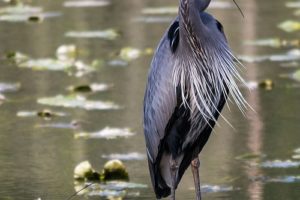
[0,0,300,199]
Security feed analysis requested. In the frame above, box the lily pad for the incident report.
[102,160,129,181]
[56,44,77,61]
[0,93,5,103]
[72,60,101,77]
[141,7,178,15]
[74,161,100,181]
[267,176,300,183]
[0,5,61,22]
[6,51,29,63]
[190,185,235,193]
[118,47,153,62]
[101,181,148,190]
[292,154,300,160]
[108,59,128,67]
[74,181,146,197]
[132,16,173,23]
[294,148,300,154]
[102,152,146,161]
[278,20,300,32]
[17,109,67,119]
[238,55,269,63]
[0,5,42,15]
[65,29,119,40]
[64,0,110,8]
[286,2,300,8]
[210,1,233,9]
[37,95,120,110]
[74,127,134,139]
[19,58,73,71]
[235,153,265,160]
[244,38,281,48]
[0,83,20,92]
[261,160,300,168]
[35,121,80,130]
[239,49,300,63]
[67,83,112,93]
[291,70,300,82]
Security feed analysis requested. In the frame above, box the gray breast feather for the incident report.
[143,32,177,163]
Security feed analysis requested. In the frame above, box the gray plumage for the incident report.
[143,0,247,199]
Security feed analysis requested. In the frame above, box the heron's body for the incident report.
[143,0,246,199]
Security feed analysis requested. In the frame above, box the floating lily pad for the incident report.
[56,44,77,61]
[294,148,300,154]
[0,93,5,103]
[258,79,274,90]
[37,95,120,110]
[141,7,178,15]
[261,160,300,168]
[119,47,141,61]
[87,189,126,197]
[108,59,128,67]
[19,58,73,71]
[280,61,299,68]
[238,55,269,63]
[278,20,300,32]
[118,47,153,62]
[74,161,100,181]
[239,49,300,63]
[244,38,281,48]
[190,185,235,193]
[209,1,233,9]
[74,181,146,197]
[72,60,101,77]
[286,2,300,8]
[17,109,67,119]
[235,153,266,160]
[101,181,148,190]
[270,49,300,62]
[291,70,300,82]
[102,152,146,161]
[65,29,119,40]
[64,0,110,8]
[6,51,29,63]
[132,16,173,23]
[67,83,112,93]
[35,121,80,130]
[0,5,42,14]
[74,127,134,139]
[0,83,20,92]
[267,176,300,183]
[0,5,61,22]
[292,154,300,159]
[102,160,129,181]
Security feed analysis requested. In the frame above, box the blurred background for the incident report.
[0,0,300,199]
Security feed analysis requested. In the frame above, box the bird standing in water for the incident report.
[143,0,247,199]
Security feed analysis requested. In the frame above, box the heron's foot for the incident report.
[170,159,178,200]
[191,157,201,200]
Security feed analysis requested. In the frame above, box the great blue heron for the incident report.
[143,0,247,199]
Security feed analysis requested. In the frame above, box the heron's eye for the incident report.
[216,20,224,33]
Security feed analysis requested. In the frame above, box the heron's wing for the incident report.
[143,20,179,163]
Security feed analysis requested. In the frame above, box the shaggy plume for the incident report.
[172,37,248,147]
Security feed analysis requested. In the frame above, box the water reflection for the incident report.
[242,1,264,200]
[0,0,300,199]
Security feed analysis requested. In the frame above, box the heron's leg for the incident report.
[170,158,178,200]
[191,157,201,200]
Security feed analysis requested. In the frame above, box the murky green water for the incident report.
[0,0,300,199]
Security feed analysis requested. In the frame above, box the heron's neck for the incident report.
[178,0,211,50]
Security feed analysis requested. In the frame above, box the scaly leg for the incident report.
[191,157,201,200]
[170,158,178,200]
